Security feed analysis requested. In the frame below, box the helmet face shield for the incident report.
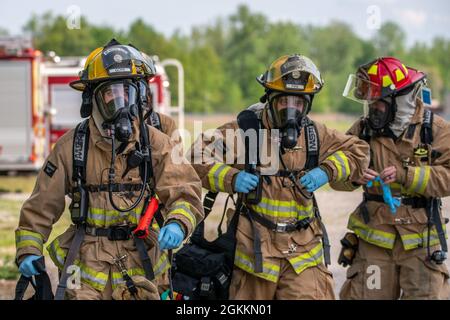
[94,80,138,122]
[342,74,382,104]
[271,95,308,128]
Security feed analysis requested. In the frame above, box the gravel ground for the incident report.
[1,189,449,299]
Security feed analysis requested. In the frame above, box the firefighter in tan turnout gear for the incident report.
[190,54,370,299]
[335,57,450,299]
[15,39,203,300]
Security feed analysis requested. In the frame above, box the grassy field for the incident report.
[0,112,356,281]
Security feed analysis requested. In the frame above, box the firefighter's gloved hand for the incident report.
[234,171,259,193]
[19,255,43,278]
[158,223,185,250]
[368,176,400,214]
[299,167,329,192]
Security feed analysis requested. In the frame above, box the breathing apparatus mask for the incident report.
[366,97,395,131]
[93,79,140,143]
[268,93,311,149]
[364,83,418,135]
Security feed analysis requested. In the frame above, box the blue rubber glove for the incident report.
[299,167,329,193]
[234,171,259,193]
[367,176,401,214]
[158,223,185,250]
[18,255,43,278]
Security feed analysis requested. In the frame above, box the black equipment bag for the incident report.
[14,256,54,300]
[171,196,241,300]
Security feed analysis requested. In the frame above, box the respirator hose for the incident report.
[108,126,147,212]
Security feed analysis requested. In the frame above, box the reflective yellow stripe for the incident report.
[370,181,421,198]
[15,230,44,252]
[408,166,431,195]
[418,166,431,194]
[401,225,448,250]
[111,254,170,289]
[207,163,232,192]
[249,197,314,219]
[370,181,403,197]
[153,253,170,278]
[326,151,350,182]
[288,242,323,274]
[168,201,196,228]
[111,268,146,289]
[348,215,396,249]
[86,207,142,227]
[79,264,109,291]
[234,249,280,283]
[46,239,108,291]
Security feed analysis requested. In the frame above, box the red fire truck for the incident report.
[0,37,47,172]
[42,54,84,149]
[0,37,185,173]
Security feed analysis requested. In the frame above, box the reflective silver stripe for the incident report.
[334,152,348,179]
[234,254,279,279]
[111,272,143,286]
[154,257,170,277]
[356,227,395,247]
[86,210,140,226]
[349,216,396,249]
[291,247,323,271]
[413,167,426,193]
[255,201,312,215]
[171,203,191,212]
[48,241,65,267]
[169,202,196,227]
[16,235,42,243]
[402,232,442,249]
[80,269,107,286]
[212,164,228,192]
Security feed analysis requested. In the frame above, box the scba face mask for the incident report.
[367,98,394,131]
[270,94,310,149]
[94,80,139,142]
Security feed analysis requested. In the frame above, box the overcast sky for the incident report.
[2,0,449,46]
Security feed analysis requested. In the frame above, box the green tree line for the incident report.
[10,5,450,114]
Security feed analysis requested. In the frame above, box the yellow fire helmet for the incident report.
[70,39,156,91]
[257,54,324,94]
